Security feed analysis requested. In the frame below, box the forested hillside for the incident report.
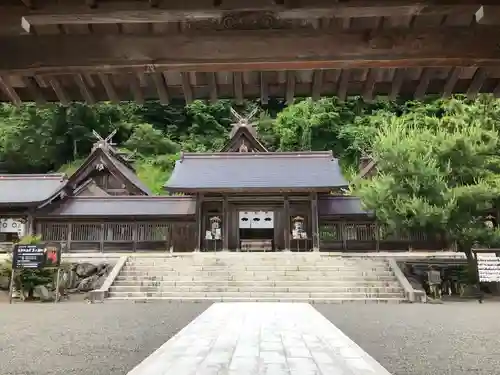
[1,95,499,195]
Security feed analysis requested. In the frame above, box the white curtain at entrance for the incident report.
[238,211,274,229]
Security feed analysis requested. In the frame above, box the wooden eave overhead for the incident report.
[1,1,500,105]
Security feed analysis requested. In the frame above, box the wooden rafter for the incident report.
[388,68,405,100]
[48,76,69,106]
[337,70,350,102]
[285,70,295,105]
[4,27,500,75]
[362,69,377,102]
[414,68,433,99]
[442,67,462,98]
[98,73,119,103]
[22,76,46,104]
[181,72,193,104]
[151,72,169,105]
[207,72,218,104]
[74,73,95,104]
[467,68,487,99]
[128,73,144,104]
[0,76,21,107]
[311,69,323,101]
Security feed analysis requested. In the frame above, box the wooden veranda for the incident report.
[1,1,500,105]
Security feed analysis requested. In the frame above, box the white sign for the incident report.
[477,253,500,282]
[0,219,25,236]
[238,211,274,229]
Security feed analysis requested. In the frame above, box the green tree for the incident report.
[357,98,500,282]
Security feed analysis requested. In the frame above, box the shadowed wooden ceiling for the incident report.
[1,0,500,105]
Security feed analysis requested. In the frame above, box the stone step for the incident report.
[123,265,391,272]
[119,270,395,278]
[106,296,405,303]
[113,279,401,287]
[106,291,405,299]
[109,285,403,293]
[116,274,397,282]
[126,258,389,264]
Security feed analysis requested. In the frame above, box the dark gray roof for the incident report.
[43,196,196,217]
[0,174,67,205]
[165,152,348,191]
[318,196,372,216]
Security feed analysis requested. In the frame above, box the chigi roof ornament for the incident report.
[229,107,259,138]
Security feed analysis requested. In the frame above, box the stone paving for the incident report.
[128,302,392,375]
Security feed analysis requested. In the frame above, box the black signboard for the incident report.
[12,243,61,269]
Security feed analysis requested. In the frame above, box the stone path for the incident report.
[128,302,392,375]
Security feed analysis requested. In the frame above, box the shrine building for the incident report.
[0,112,444,253]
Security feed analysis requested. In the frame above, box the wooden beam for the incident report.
[362,68,377,102]
[233,72,243,105]
[442,67,461,98]
[466,68,487,99]
[98,73,119,103]
[389,68,405,100]
[414,68,433,99]
[181,72,193,104]
[74,73,95,104]
[285,70,295,105]
[22,76,46,104]
[207,72,218,104]
[19,3,487,33]
[475,6,500,25]
[4,27,500,75]
[48,76,69,106]
[19,0,34,9]
[151,72,169,105]
[0,76,21,107]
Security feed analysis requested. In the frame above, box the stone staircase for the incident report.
[107,253,407,303]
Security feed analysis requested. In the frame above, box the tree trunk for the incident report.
[458,242,479,285]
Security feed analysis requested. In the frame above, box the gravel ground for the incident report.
[316,302,500,375]
[1,300,499,375]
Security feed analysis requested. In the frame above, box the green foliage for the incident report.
[357,97,500,281]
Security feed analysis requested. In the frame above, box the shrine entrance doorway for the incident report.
[238,210,275,252]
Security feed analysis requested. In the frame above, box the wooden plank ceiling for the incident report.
[1,0,500,105]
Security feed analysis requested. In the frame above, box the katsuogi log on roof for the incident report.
[0,174,66,207]
[165,151,348,193]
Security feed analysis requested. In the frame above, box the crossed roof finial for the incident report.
[230,107,258,127]
[92,129,117,150]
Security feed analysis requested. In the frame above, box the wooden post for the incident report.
[67,223,72,252]
[341,221,347,251]
[375,221,380,252]
[26,214,34,236]
[132,222,137,252]
[223,196,229,251]
[195,194,203,252]
[284,196,290,251]
[8,268,15,304]
[99,223,104,253]
[311,193,319,251]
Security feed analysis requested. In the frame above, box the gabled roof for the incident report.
[0,174,67,206]
[73,178,109,197]
[220,125,268,152]
[39,196,196,217]
[67,144,151,195]
[318,196,373,216]
[165,151,348,192]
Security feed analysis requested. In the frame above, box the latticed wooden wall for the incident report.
[319,221,445,251]
[38,221,196,252]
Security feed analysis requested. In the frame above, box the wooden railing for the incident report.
[39,221,197,253]
[319,221,444,251]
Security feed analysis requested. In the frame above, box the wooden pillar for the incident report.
[223,196,229,251]
[284,195,290,251]
[26,214,34,236]
[311,193,319,251]
[99,223,104,253]
[132,222,137,252]
[195,194,203,252]
[67,223,72,252]
[375,221,380,252]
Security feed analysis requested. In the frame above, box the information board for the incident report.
[477,253,500,282]
[12,243,61,269]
